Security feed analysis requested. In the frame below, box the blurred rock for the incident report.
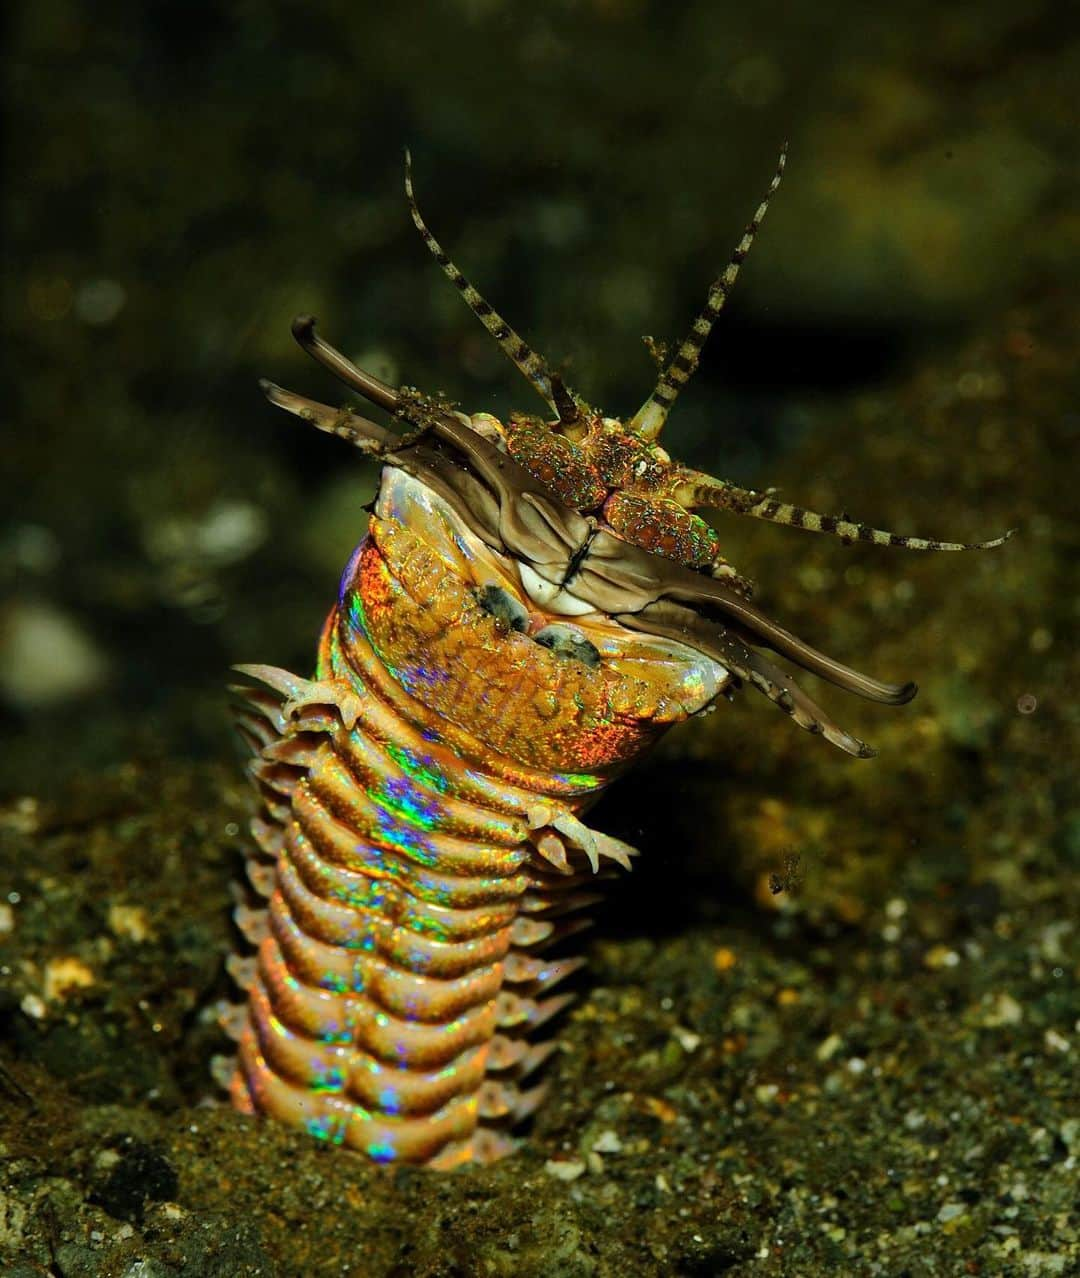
[0,599,108,710]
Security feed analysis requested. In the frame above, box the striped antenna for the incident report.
[549,372,582,429]
[673,477,1016,551]
[405,150,565,417]
[629,145,788,442]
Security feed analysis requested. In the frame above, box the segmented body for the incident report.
[222,151,1009,1167]
[228,469,727,1167]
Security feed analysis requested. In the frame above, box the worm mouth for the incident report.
[262,318,917,759]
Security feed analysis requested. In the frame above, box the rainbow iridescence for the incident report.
[226,469,728,1167]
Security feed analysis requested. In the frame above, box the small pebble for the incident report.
[816,1033,843,1062]
[20,993,46,1019]
[591,1130,622,1154]
[672,1026,701,1053]
[981,992,1024,1027]
[923,945,960,970]
[44,955,95,1001]
[108,904,154,943]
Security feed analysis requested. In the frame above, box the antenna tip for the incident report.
[974,528,1016,549]
[291,314,317,344]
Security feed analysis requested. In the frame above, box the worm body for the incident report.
[221,153,1010,1165]
[228,470,725,1166]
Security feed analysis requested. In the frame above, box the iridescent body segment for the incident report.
[223,151,1011,1167]
[228,470,726,1167]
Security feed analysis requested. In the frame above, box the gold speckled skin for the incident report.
[359,507,718,774]
[225,468,728,1168]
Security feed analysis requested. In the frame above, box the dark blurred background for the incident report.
[2,0,1075,794]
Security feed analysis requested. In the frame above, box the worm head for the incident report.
[260,152,1014,757]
